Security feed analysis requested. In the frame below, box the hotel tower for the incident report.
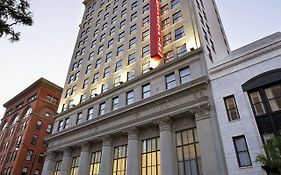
[42,0,230,174]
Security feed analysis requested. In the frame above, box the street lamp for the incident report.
[16,143,36,175]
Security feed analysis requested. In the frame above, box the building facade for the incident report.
[42,0,231,174]
[209,32,281,175]
[0,78,62,175]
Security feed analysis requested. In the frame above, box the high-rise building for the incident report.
[43,0,230,174]
[209,32,281,175]
[0,78,62,175]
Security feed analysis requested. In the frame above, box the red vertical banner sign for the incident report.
[150,0,163,60]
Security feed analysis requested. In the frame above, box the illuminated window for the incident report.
[224,95,240,121]
[265,84,281,112]
[249,91,266,116]
[70,156,80,175]
[141,137,160,175]
[165,73,176,89]
[113,145,127,175]
[89,151,101,175]
[176,128,202,175]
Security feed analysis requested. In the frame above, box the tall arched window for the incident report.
[12,115,19,125]
[24,108,33,118]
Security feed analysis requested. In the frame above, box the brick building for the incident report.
[0,78,62,175]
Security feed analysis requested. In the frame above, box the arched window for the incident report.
[1,122,8,130]
[12,115,19,125]
[24,108,33,118]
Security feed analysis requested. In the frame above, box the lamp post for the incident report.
[16,143,36,175]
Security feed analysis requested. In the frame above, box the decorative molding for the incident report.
[127,127,139,140]
[101,135,112,147]
[189,103,211,121]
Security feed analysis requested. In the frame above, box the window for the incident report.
[91,40,96,48]
[86,64,92,74]
[71,85,77,95]
[143,3,149,14]
[175,26,185,40]
[249,91,266,116]
[128,53,136,65]
[224,95,240,121]
[65,89,71,98]
[54,160,62,175]
[111,15,117,24]
[35,120,42,130]
[76,112,83,124]
[38,153,44,164]
[110,26,115,36]
[101,83,108,93]
[121,9,127,17]
[171,0,180,9]
[130,24,137,34]
[126,90,134,105]
[179,67,191,84]
[98,45,104,54]
[80,93,86,103]
[93,73,99,83]
[129,37,136,49]
[141,137,160,175]
[142,83,151,99]
[74,71,80,81]
[102,22,107,31]
[115,60,122,72]
[89,52,94,60]
[142,61,150,74]
[70,156,80,175]
[131,12,137,22]
[131,1,137,10]
[177,43,187,57]
[142,16,149,26]
[26,150,33,161]
[172,11,182,23]
[104,67,110,78]
[46,124,52,133]
[233,136,252,167]
[34,170,40,175]
[161,4,169,15]
[31,135,38,145]
[112,97,119,110]
[142,29,149,41]
[114,76,121,87]
[162,18,170,29]
[82,79,89,89]
[99,102,106,116]
[127,70,135,81]
[24,108,32,118]
[142,45,150,58]
[163,33,172,46]
[117,45,124,56]
[87,107,94,120]
[120,19,126,29]
[22,167,29,174]
[89,151,101,175]
[113,145,127,175]
[166,73,176,89]
[164,50,174,63]
[58,120,63,131]
[265,84,281,112]
[118,32,125,42]
[106,52,113,62]
[108,39,114,48]
[176,128,201,175]
[64,118,70,129]
[91,88,97,98]
[113,6,118,14]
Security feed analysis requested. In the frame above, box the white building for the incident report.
[209,32,281,175]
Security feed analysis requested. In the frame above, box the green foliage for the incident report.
[256,136,281,175]
[0,0,33,42]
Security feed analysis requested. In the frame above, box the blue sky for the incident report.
[0,0,281,117]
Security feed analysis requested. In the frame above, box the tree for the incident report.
[256,136,281,175]
[0,0,33,42]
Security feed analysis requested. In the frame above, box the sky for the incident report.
[0,0,281,117]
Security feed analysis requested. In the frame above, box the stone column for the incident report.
[192,103,227,175]
[159,118,177,175]
[42,152,56,175]
[126,127,140,175]
[60,148,72,175]
[77,143,91,175]
[100,136,113,175]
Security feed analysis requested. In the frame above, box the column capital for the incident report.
[127,127,139,140]
[101,135,112,146]
[45,151,56,161]
[190,103,210,121]
[61,147,72,157]
[80,141,91,152]
[158,117,172,132]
